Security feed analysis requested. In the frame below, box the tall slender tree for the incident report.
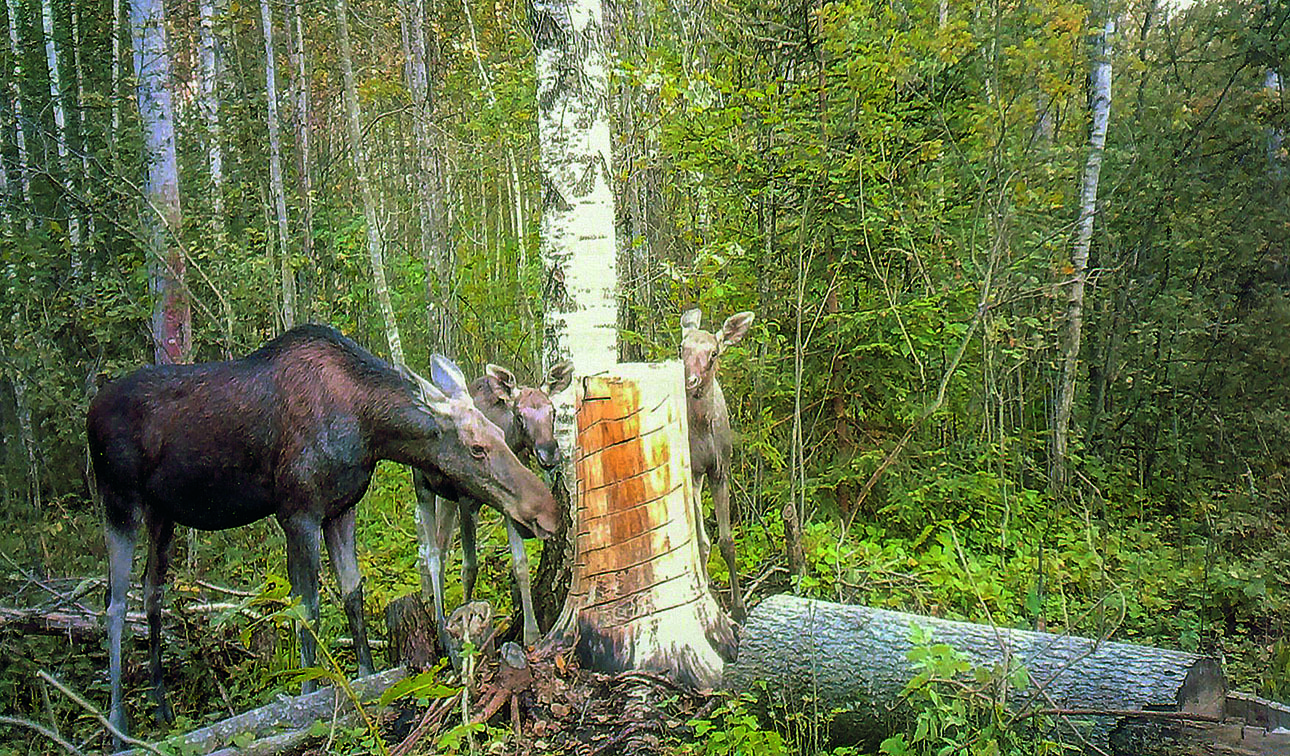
[198,0,225,236]
[1053,12,1114,490]
[260,0,294,328]
[532,0,620,377]
[403,0,454,355]
[286,0,315,319]
[131,0,191,364]
[336,0,403,363]
[5,0,32,225]
[41,0,83,261]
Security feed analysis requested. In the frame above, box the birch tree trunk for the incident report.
[259,0,295,329]
[528,0,622,632]
[286,0,315,320]
[532,0,620,405]
[198,0,225,235]
[403,0,454,355]
[111,0,122,143]
[336,0,403,363]
[41,0,83,269]
[1266,69,1284,172]
[1052,14,1113,491]
[131,0,191,365]
[70,6,92,245]
[5,0,32,226]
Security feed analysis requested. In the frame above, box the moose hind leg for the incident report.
[143,516,176,722]
[281,515,322,693]
[105,510,139,743]
[324,507,375,677]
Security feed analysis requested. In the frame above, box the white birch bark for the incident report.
[1053,14,1114,489]
[131,0,191,364]
[198,0,225,233]
[286,0,315,319]
[1266,70,1284,171]
[41,0,82,259]
[532,0,620,391]
[5,0,31,223]
[336,0,403,364]
[530,0,628,659]
[111,0,121,140]
[259,0,295,329]
[70,5,91,243]
[403,0,454,355]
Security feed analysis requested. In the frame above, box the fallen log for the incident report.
[115,667,406,755]
[0,605,146,639]
[725,594,1227,754]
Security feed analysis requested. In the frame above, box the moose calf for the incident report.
[414,360,574,650]
[680,308,755,621]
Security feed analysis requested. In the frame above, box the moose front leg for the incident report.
[324,507,376,677]
[711,473,745,622]
[692,472,711,568]
[505,515,540,645]
[281,515,322,694]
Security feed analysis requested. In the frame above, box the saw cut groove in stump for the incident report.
[547,362,737,689]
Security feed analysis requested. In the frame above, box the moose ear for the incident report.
[718,311,755,351]
[544,359,574,396]
[485,363,518,398]
[399,364,449,407]
[429,355,470,398]
[681,308,703,333]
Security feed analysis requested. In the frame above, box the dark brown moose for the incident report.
[87,324,559,739]
[413,360,574,651]
[680,308,755,621]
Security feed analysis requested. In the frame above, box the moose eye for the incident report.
[470,444,487,459]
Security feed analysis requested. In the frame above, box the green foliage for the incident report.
[878,627,1063,756]
[1,0,1288,751]
[680,692,788,756]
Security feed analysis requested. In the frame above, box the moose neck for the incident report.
[688,378,725,430]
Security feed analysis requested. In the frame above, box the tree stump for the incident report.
[545,362,737,688]
[725,594,1227,753]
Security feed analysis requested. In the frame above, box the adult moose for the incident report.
[87,324,559,739]
[680,308,755,621]
[413,360,574,651]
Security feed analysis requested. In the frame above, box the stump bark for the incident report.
[545,362,737,688]
[725,594,1227,753]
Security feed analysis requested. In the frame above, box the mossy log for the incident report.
[725,594,1227,754]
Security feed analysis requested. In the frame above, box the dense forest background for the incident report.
[0,0,1287,751]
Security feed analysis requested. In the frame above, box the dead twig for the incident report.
[36,671,168,756]
[0,714,84,756]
